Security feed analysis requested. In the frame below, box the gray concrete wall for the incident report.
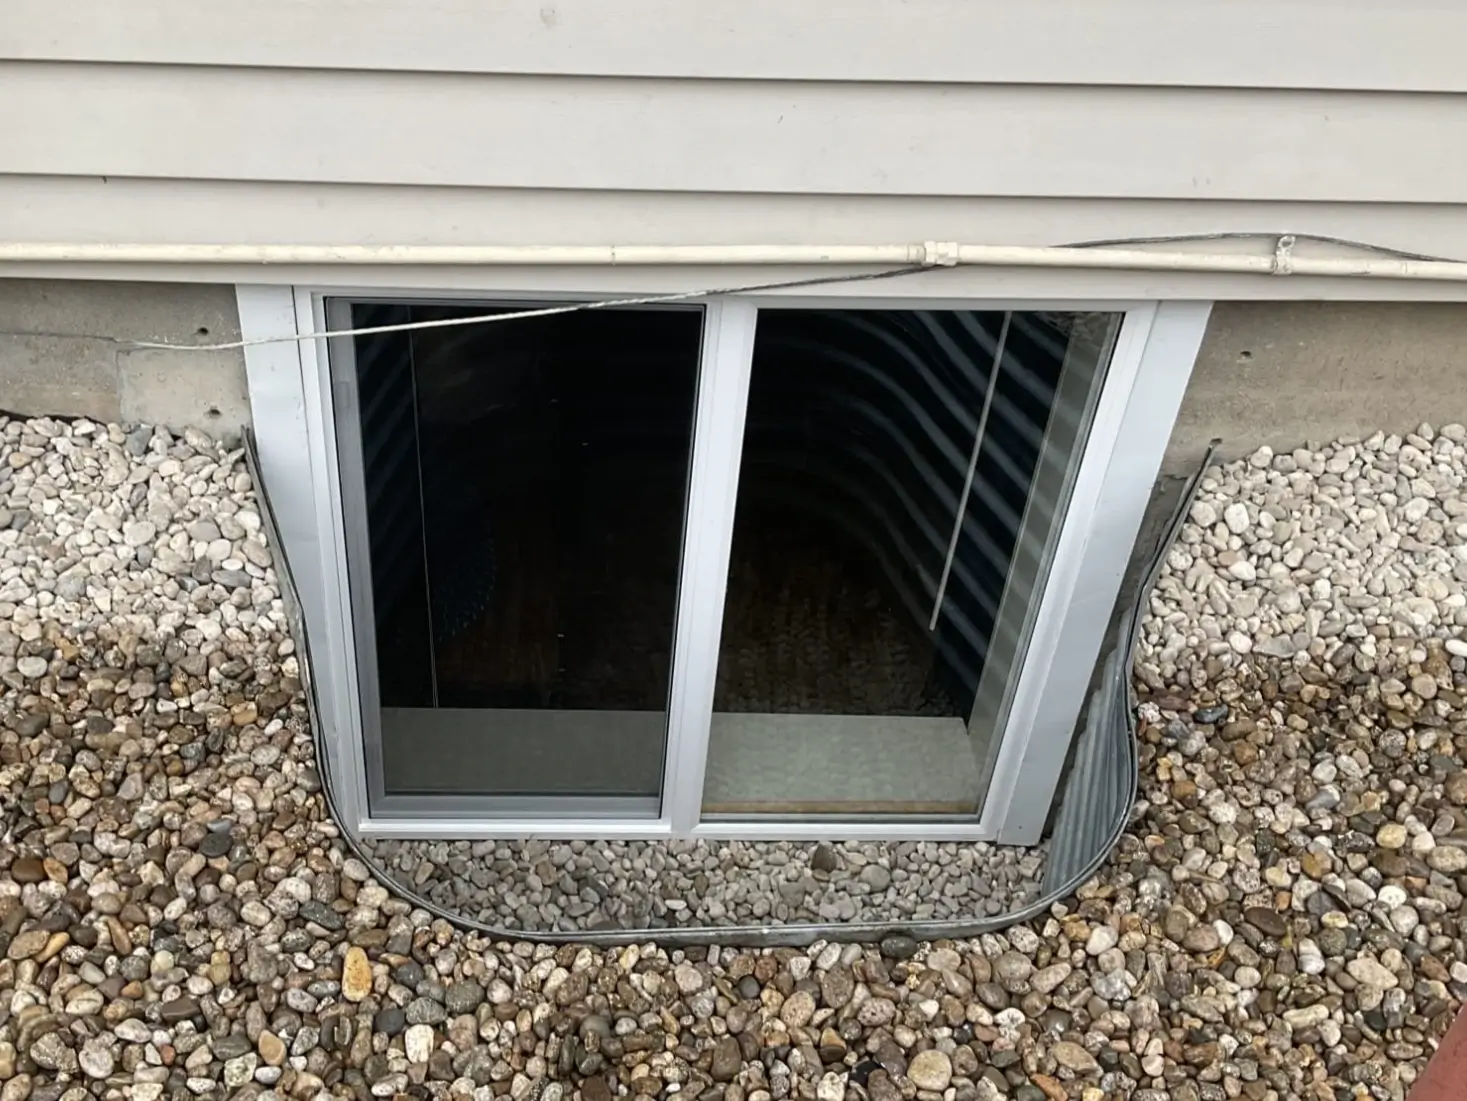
[1164,301,1467,473]
[3,282,1467,467]
[0,279,248,436]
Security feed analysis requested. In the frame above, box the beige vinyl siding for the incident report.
[3,1,1466,299]
[5,63,1464,203]
[6,178,1467,258]
[10,0,1467,94]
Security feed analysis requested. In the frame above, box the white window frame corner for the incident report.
[237,284,372,834]
[977,300,1212,845]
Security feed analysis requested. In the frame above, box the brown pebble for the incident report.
[1445,771,1467,806]
[342,945,373,1002]
[105,917,133,957]
[6,930,50,961]
[9,858,45,884]
[1300,850,1330,880]
[258,1030,287,1067]
[36,932,70,965]
[119,903,149,926]
[1244,907,1288,938]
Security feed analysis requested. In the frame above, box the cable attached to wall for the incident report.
[5,267,933,352]
[1061,229,1450,263]
[4,230,1467,356]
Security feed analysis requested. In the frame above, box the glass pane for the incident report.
[965,312,1125,800]
[341,303,703,807]
[702,308,1121,818]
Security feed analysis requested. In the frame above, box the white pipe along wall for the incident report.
[5,234,1467,281]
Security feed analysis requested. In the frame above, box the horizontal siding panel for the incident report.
[6,177,1467,263]
[4,63,1465,203]
[8,0,1467,94]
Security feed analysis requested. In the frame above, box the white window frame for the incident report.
[238,283,1210,843]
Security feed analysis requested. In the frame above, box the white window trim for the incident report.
[238,283,1210,842]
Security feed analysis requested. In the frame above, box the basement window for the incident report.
[335,303,701,815]
[701,309,1109,818]
[315,295,1132,838]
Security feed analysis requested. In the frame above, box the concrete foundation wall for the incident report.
[1164,301,1467,472]
[2,281,1466,467]
[0,279,248,436]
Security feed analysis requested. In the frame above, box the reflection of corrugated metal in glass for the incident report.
[359,306,1099,715]
[743,309,1076,712]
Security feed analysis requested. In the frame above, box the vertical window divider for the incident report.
[662,296,760,833]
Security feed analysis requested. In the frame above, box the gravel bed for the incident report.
[1,414,1465,1101]
[362,839,1047,933]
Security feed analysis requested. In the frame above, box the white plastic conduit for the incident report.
[5,234,1467,281]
